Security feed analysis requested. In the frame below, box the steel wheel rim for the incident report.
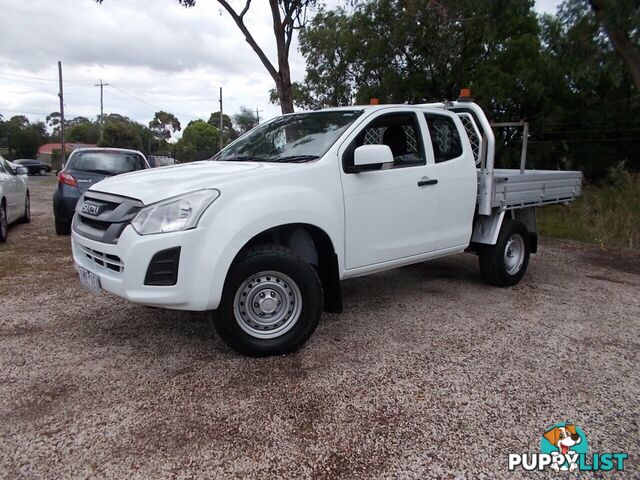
[233,270,303,339]
[504,233,525,275]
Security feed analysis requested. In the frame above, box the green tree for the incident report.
[98,114,145,150]
[588,0,640,90]
[208,111,237,144]
[297,0,639,179]
[299,0,544,111]
[67,117,100,144]
[531,0,640,178]
[176,120,219,162]
[46,112,63,137]
[269,81,312,110]
[233,106,258,134]
[149,110,181,141]
[4,116,47,159]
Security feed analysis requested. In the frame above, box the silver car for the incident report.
[0,156,30,242]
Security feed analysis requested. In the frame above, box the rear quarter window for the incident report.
[424,113,463,163]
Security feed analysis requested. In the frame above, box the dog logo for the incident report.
[541,423,587,472]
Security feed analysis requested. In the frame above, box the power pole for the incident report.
[255,107,264,124]
[58,61,66,166]
[219,87,223,151]
[94,79,109,121]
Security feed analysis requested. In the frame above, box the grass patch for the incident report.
[538,174,640,249]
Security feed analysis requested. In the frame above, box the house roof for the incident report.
[38,143,96,154]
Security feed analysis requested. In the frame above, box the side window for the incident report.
[343,112,425,171]
[0,160,8,174]
[424,113,463,163]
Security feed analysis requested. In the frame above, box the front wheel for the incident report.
[479,219,530,287]
[213,244,323,357]
[39,168,47,175]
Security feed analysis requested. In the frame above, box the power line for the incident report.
[0,72,59,82]
[109,84,200,119]
[110,84,162,110]
[105,89,162,114]
[0,107,54,116]
[0,73,88,86]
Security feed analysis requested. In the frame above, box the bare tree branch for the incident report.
[217,0,279,82]
[239,0,251,18]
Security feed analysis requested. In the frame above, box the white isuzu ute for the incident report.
[71,98,582,356]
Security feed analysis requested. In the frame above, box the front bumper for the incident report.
[71,221,247,311]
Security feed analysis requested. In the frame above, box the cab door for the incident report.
[422,111,477,250]
[339,110,440,270]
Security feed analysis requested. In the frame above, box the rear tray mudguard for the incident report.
[471,208,538,253]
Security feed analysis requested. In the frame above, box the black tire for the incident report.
[479,219,530,287]
[0,202,7,243]
[55,219,71,235]
[213,244,323,357]
[39,168,46,175]
[20,191,30,224]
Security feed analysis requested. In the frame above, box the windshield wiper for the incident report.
[217,156,264,162]
[218,155,319,163]
[270,155,319,163]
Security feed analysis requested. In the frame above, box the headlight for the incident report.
[131,189,220,235]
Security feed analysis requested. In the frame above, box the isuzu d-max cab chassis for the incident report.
[71,98,582,356]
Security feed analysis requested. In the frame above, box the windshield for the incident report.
[216,110,363,163]
[68,151,147,175]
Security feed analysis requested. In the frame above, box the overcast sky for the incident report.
[0,0,562,137]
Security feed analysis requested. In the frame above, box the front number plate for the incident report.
[76,265,102,293]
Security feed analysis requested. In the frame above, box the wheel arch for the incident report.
[471,208,537,253]
[230,223,343,313]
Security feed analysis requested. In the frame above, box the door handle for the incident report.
[417,178,438,187]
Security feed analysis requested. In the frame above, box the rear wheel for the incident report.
[20,191,30,224]
[213,244,323,357]
[0,202,7,243]
[39,168,46,175]
[479,219,530,287]
[55,218,71,235]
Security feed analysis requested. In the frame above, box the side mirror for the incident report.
[15,166,28,176]
[353,144,394,171]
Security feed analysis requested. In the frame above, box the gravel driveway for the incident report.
[1,179,638,479]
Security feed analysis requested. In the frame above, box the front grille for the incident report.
[78,244,124,273]
[73,191,144,244]
[79,216,110,231]
[145,247,181,286]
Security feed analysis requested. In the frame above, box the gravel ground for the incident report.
[1,178,638,479]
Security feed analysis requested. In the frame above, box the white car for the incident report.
[0,156,30,243]
[71,98,582,356]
